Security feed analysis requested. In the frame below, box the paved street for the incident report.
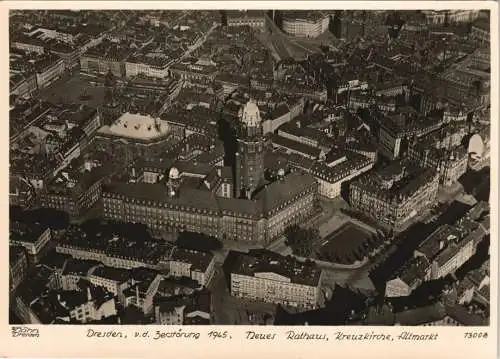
[255,29,282,61]
[262,14,320,60]
[212,238,267,264]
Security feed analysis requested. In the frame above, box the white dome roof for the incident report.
[238,99,261,127]
[468,134,484,157]
[169,167,180,179]
[106,112,170,140]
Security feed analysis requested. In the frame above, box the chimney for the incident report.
[87,286,92,302]
[131,167,136,177]
[136,284,139,302]
[439,240,445,250]
[217,168,222,177]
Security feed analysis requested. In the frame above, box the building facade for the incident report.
[168,248,216,287]
[281,12,330,38]
[51,46,81,70]
[440,150,469,187]
[36,57,65,89]
[102,171,318,244]
[378,117,444,160]
[422,10,480,25]
[11,73,38,98]
[385,256,431,298]
[10,222,52,263]
[169,64,217,85]
[229,250,323,308]
[415,224,486,280]
[9,176,35,208]
[10,245,29,291]
[226,10,265,28]
[40,179,103,219]
[125,60,171,79]
[310,152,374,199]
[349,166,439,229]
[470,19,490,44]
[80,55,126,78]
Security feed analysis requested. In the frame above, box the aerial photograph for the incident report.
[9,9,490,326]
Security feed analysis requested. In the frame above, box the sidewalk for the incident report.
[294,254,369,270]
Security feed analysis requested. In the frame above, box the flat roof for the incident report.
[230,249,322,287]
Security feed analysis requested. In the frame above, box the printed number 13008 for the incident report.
[464,332,488,339]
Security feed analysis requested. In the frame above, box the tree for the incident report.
[363,240,370,250]
[284,225,318,257]
[176,231,223,251]
[27,208,69,230]
[284,224,301,246]
[296,239,313,257]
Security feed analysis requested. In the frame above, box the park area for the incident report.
[318,222,384,265]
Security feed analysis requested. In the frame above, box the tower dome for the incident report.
[169,166,180,180]
[238,99,261,127]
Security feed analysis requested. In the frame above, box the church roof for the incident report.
[99,112,170,140]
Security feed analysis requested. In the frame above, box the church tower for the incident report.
[235,99,265,199]
[104,69,117,106]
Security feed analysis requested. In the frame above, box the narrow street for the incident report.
[178,23,218,62]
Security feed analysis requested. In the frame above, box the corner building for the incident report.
[349,163,439,229]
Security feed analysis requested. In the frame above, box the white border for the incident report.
[1,2,498,359]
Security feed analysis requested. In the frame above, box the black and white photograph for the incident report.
[8,7,492,330]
